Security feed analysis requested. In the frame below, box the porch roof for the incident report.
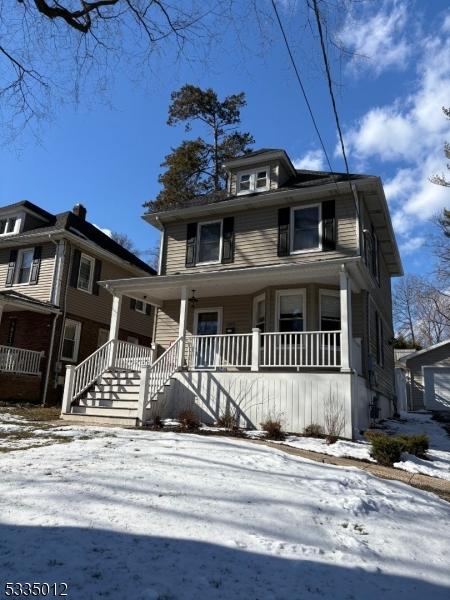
[99,257,365,307]
[0,291,60,315]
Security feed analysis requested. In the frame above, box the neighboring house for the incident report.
[397,340,450,412]
[61,149,403,438]
[0,201,155,404]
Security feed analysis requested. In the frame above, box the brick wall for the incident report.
[0,374,42,402]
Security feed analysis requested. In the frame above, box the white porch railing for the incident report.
[0,345,44,376]
[139,337,182,407]
[64,339,154,407]
[187,334,252,369]
[261,331,341,368]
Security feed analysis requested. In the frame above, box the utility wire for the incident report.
[311,0,351,180]
[271,0,337,181]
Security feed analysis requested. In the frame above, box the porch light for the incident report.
[189,289,198,308]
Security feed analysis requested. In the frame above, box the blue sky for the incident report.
[0,0,449,275]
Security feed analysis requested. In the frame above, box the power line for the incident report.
[271,0,336,179]
[311,0,351,180]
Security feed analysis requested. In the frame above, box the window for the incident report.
[135,300,146,313]
[253,293,266,332]
[320,291,341,331]
[97,328,109,348]
[0,216,17,236]
[62,319,81,361]
[292,205,321,252]
[77,254,94,293]
[276,290,305,332]
[375,311,384,367]
[237,167,269,194]
[127,336,139,345]
[15,249,34,284]
[197,221,222,264]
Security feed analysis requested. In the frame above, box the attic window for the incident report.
[0,216,18,236]
[237,167,270,194]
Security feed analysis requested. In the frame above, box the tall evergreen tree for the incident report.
[430,106,450,188]
[146,85,254,211]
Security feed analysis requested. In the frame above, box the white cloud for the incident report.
[399,236,426,256]
[94,224,113,238]
[345,22,450,234]
[339,1,411,76]
[442,13,450,33]
[293,150,325,170]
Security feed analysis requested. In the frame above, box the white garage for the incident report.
[423,367,450,411]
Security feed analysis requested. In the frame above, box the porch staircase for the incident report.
[61,338,182,426]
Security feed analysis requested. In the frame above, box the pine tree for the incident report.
[430,106,450,187]
[146,85,254,211]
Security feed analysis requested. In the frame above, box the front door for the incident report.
[194,309,221,368]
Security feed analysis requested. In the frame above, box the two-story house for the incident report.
[61,149,403,438]
[0,200,155,404]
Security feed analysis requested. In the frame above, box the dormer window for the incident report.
[0,216,18,236]
[237,167,270,194]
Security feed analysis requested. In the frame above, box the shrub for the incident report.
[303,424,324,438]
[261,417,285,441]
[397,434,429,459]
[324,393,345,444]
[369,435,404,466]
[363,429,386,442]
[178,410,200,431]
[216,410,238,430]
[151,415,163,430]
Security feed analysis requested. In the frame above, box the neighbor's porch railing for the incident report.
[186,330,342,370]
[0,345,44,376]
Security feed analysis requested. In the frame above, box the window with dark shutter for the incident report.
[69,249,81,288]
[5,249,17,286]
[92,259,102,295]
[278,207,290,256]
[130,298,137,310]
[222,217,235,264]
[145,303,152,316]
[185,222,198,267]
[322,200,336,251]
[29,246,42,285]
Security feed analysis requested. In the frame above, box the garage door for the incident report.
[423,367,450,411]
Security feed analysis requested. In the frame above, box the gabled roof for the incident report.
[405,339,450,364]
[0,200,156,275]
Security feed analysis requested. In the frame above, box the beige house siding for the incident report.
[406,344,450,409]
[162,194,358,275]
[64,243,154,337]
[0,241,56,302]
[367,297,394,402]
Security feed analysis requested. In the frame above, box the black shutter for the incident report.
[5,249,17,287]
[277,207,290,257]
[322,200,336,251]
[185,222,198,267]
[222,216,235,264]
[29,246,42,285]
[93,259,102,295]
[69,249,81,288]
[145,303,152,316]
[130,298,136,310]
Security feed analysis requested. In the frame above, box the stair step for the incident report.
[95,382,140,391]
[85,391,139,401]
[78,398,138,409]
[103,371,140,380]
[71,406,138,418]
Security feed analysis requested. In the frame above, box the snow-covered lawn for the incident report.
[273,413,450,481]
[1,424,450,599]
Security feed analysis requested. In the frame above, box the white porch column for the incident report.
[177,286,188,368]
[251,328,261,372]
[340,268,353,372]
[108,293,122,367]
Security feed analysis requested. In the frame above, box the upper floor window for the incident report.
[237,167,269,194]
[77,253,95,293]
[292,205,321,253]
[15,249,34,284]
[197,221,222,264]
[0,216,18,236]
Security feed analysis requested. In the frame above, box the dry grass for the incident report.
[6,405,61,422]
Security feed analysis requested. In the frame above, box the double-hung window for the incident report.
[276,289,305,332]
[77,254,95,293]
[320,291,341,331]
[15,249,34,284]
[292,205,321,253]
[237,167,269,194]
[62,319,81,361]
[0,216,18,236]
[197,221,222,264]
[253,293,266,332]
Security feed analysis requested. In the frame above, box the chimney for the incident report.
[72,203,87,220]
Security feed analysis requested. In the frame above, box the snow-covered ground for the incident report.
[1,424,450,599]
[271,413,450,481]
